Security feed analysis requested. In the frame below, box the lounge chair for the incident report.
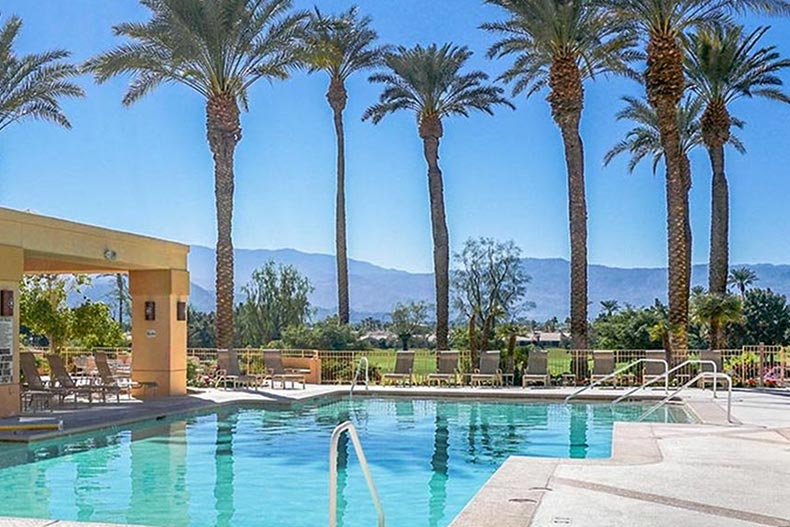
[427,351,459,386]
[94,351,139,402]
[264,350,306,389]
[216,350,267,389]
[522,349,551,387]
[46,354,103,404]
[470,351,502,387]
[590,351,616,387]
[699,350,724,389]
[381,351,415,386]
[643,350,668,387]
[19,352,55,412]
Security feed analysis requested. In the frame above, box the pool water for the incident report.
[0,398,689,527]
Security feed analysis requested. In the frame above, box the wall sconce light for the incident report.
[177,301,187,322]
[144,301,156,321]
[0,290,13,317]
[104,249,118,261]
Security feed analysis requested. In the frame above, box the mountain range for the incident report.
[78,245,790,322]
[82,246,790,320]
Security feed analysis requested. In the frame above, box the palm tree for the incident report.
[600,299,620,317]
[482,0,637,351]
[301,7,385,325]
[0,14,83,132]
[728,266,758,296]
[691,290,742,349]
[686,25,790,295]
[363,44,513,350]
[605,94,744,178]
[85,0,306,351]
[603,0,790,354]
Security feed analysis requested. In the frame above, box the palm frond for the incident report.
[0,13,84,131]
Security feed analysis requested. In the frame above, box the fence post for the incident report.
[758,343,765,388]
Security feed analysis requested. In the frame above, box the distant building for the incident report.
[516,331,569,348]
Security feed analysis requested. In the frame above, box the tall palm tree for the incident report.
[482,0,637,351]
[691,290,742,349]
[728,266,758,296]
[363,44,513,350]
[301,6,385,325]
[686,25,790,295]
[0,14,83,132]
[85,0,306,350]
[603,0,790,354]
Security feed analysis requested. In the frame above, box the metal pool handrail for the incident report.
[638,372,732,423]
[329,421,385,527]
[565,358,669,403]
[350,357,370,395]
[611,359,718,405]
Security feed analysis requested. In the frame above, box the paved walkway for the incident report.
[450,389,790,527]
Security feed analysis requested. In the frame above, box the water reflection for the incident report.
[214,412,237,527]
[569,406,589,458]
[429,407,449,527]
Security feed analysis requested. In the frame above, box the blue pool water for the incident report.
[0,398,689,526]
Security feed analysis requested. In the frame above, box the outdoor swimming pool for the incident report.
[0,397,691,527]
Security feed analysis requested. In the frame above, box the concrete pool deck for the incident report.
[0,385,788,526]
[450,389,790,527]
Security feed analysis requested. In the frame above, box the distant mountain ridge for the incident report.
[79,246,790,322]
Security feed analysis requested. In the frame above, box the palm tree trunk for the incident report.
[559,120,588,351]
[647,34,690,356]
[206,94,241,351]
[329,78,350,324]
[702,100,731,297]
[420,117,449,351]
[709,317,721,351]
[548,54,588,375]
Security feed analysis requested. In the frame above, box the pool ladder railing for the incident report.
[611,359,719,404]
[565,358,669,403]
[329,421,385,527]
[638,372,732,423]
[350,357,370,395]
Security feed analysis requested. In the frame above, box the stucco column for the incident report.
[129,269,189,397]
[0,246,23,417]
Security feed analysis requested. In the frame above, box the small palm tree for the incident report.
[686,25,790,295]
[482,0,637,351]
[0,14,83,132]
[363,44,513,350]
[691,290,743,350]
[728,266,758,296]
[603,0,790,354]
[85,0,307,350]
[605,95,744,177]
[301,6,386,325]
[600,299,620,317]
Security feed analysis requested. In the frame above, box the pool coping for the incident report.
[0,385,687,443]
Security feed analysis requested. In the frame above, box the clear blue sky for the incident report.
[2,1,790,273]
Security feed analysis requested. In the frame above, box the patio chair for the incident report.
[46,354,103,405]
[427,351,459,386]
[264,350,306,389]
[216,350,267,390]
[470,351,502,387]
[19,352,55,412]
[590,351,616,387]
[643,350,668,387]
[381,351,415,386]
[522,349,551,387]
[698,350,724,389]
[94,351,137,402]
